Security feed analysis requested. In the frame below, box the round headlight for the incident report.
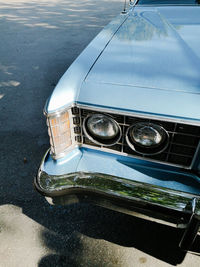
[83,114,121,146]
[131,124,162,147]
[126,122,169,155]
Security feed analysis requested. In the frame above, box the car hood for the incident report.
[85,6,200,94]
[47,6,200,121]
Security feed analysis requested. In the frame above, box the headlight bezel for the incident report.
[83,113,122,147]
[126,122,169,155]
[44,104,200,169]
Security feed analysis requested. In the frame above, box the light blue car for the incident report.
[35,0,200,251]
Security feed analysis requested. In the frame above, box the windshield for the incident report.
[138,0,200,4]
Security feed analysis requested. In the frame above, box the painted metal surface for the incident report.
[47,14,128,113]
[78,81,200,122]
[42,3,200,191]
[47,6,200,123]
[36,2,200,252]
[86,6,200,94]
[79,6,200,122]
[39,148,200,195]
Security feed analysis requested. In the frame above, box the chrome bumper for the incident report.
[35,169,200,251]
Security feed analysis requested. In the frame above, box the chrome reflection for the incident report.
[37,170,200,215]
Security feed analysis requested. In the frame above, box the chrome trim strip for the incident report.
[51,145,79,160]
[44,104,73,118]
[37,171,200,211]
[68,108,76,147]
[35,165,200,251]
[191,141,200,169]
[36,169,200,241]
[35,150,200,235]
[44,102,200,126]
[130,0,140,7]
[77,104,200,127]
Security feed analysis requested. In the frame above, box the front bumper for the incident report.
[35,148,200,251]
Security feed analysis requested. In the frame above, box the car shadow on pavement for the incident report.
[32,202,198,266]
[35,202,200,266]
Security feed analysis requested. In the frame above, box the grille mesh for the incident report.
[71,107,200,168]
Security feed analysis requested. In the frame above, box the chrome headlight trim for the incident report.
[126,122,169,155]
[83,114,122,147]
[42,103,200,169]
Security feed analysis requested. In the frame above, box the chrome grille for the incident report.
[71,107,200,168]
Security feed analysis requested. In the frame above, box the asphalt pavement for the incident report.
[0,0,200,266]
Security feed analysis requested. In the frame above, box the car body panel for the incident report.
[47,6,200,123]
[86,6,200,95]
[78,81,200,123]
[47,14,128,113]
[39,147,200,196]
[36,2,200,251]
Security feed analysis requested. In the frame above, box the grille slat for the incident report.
[72,107,200,168]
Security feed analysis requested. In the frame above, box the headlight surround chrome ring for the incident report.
[83,114,122,146]
[126,122,169,155]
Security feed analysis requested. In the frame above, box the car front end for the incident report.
[35,1,200,251]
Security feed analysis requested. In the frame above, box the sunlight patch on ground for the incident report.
[24,22,58,29]
[0,0,123,30]
[0,64,15,76]
[0,14,29,21]
[0,81,20,87]
[0,204,52,267]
